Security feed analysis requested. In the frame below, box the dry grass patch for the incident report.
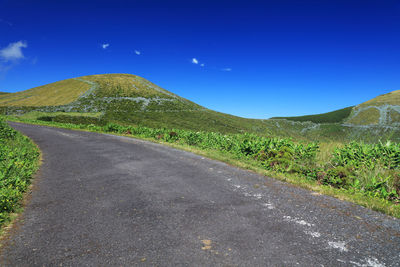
[0,79,90,106]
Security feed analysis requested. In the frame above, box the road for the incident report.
[1,122,400,266]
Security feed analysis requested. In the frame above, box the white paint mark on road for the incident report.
[56,132,76,138]
[304,231,321,238]
[283,216,314,227]
[349,257,386,267]
[253,193,263,199]
[328,241,348,252]
[262,203,275,210]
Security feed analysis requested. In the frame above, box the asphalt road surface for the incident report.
[1,122,400,266]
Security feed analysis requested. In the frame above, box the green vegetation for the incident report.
[1,73,400,140]
[2,73,400,217]
[0,78,90,106]
[0,74,275,135]
[343,91,400,126]
[328,141,400,200]
[7,116,400,218]
[346,107,381,125]
[273,90,400,127]
[359,90,400,107]
[271,106,354,123]
[37,114,108,126]
[0,117,39,227]
[15,111,102,120]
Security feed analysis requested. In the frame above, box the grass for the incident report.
[0,118,40,229]
[343,90,400,126]
[6,115,400,219]
[2,73,400,143]
[79,73,183,99]
[11,110,400,144]
[0,74,278,135]
[18,111,102,120]
[359,90,400,107]
[2,73,400,220]
[271,106,354,123]
[316,141,343,163]
[0,78,90,106]
[272,90,400,127]
[346,107,381,125]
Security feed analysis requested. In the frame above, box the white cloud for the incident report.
[222,68,232,71]
[0,41,27,62]
[102,43,109,49]
[192,58,199,64]
[134,50,141,55]
[200,63,205,67]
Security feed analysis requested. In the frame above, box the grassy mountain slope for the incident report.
[3,73,400,142]
[0,74,273,134]
[0,79,91,106]
[358,90,400,107]
[268,90,400,142]
[345,90,400,126]
[273,90,400,127]
[270,106,353,124]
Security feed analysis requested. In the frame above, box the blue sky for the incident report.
[0,0,399,119]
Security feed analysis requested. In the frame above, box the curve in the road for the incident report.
[1,122,399,266]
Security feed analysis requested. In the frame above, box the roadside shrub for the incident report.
[104,123,124,133]
[0,117,39,226]
[38,115,108,126]
[393,174,400,197]
[323,166,354,188]
[330,141,400,200]
[0,119,16,139]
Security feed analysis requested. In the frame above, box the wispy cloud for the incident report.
[200,63,205,67]
[0,41,27,62]
[0,19,12,27]
[192,58,199,64]
[222,68,232,72]
[102,43,109,49]
[134,50,141,55]
[31,56,38,65]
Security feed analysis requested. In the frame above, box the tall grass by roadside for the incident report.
[0,118,39,227]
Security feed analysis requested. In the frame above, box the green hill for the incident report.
[0,79,91,106]
[267,90,400,142]
[0,74,272,134]
[272,90,400,127]
[270,106,354,124]
[345,90,400,126]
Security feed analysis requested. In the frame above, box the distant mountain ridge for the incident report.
[273,90,400,126]
[2,74,400,142]
[270,106,354,124]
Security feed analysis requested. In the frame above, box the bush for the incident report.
[0,117,39,226]
[38,115,108,126]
